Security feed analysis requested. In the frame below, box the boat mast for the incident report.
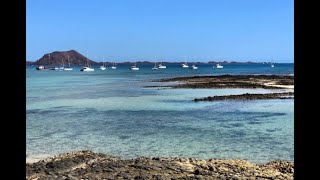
[86,52,89,67]
[67,56,70,67]
[48,53,51,66]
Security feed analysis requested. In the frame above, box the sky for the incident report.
[26,0,293,62]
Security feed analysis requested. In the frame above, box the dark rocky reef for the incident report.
[151,75,294,89]
[26,150,294,180]
[33,50,98,66]
[194,92,294,102]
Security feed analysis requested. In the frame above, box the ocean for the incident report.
[26,63,294,163]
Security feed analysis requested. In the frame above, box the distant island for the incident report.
[31,50,98,66]
[27,50,283,66]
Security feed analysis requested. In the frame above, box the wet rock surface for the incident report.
[26,150,294,179]
[149,75,294,89]
[194,92,294,101]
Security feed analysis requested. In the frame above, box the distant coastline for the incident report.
[26,60,293,66]
[26,50,293,65]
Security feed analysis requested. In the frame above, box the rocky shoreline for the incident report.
[194,92,294,102]
[26,150,294,179]
[149,75,294,89]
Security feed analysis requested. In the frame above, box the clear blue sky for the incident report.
[27,0,293,62]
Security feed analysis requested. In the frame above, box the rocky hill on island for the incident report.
[33,50,98,66]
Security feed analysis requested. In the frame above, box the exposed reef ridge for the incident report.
[26,150,294,179]
[149,75,294,89]
[194,92,294,101]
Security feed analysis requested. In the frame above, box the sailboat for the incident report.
[80,53,94,72]
[157,58,166,69]
[59,59,65,71]
[190,64,198,69]
[100,63,107,70]
[271,60,275,67]
[100,57,107,70]
[36,65,49,70]
[181,63,189,68]
[215,63,223,68]
[270,57,275,67]
[51,67,59,70]
[110,62,117,69]
[64,56,73,71]
[158,63,166,69]
[181,57,189,68]
[152,61,158,70]
[130,61,139,70]
[36,53,50,70]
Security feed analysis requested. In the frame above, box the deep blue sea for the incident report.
[26,63,293,163]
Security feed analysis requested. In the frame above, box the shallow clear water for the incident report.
[26,63,293,163]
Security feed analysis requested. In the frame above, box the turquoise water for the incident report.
[26,63,293,163]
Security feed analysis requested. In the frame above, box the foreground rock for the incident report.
[149,75,294,89]
[26,150,294,179]
[194,92,294,102]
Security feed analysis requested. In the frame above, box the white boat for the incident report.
[215,64,223,68]
[51,67,59,70]
[130,62,139,70]
[271,60,275,67]
[59,59,65,71]
[100,66,107,70]
[36,65,45,70]
[99,62,107,71]
[80,53,94,71]
[64,56,73,71]
[158,63,166,69]
[80,66,95,71]
[64,67,73,71]
[157,57,166,69]
[130,66,139,70]
[270,58,275,67]
[100,59,107,70]
[110,62,117,69]
[37,53,50,70]
[152,62,158,70]
[181,57,189,68]
[181,64,189,68]
[190,64,198,69]
[36,65,48,70]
